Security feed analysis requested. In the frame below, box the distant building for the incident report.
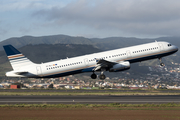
[74,86,82,89]
[0,84,4,88]
[10,85,20,89]
[154,85,159,89]
[65,85,73,89]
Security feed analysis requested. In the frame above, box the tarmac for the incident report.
[0,95,180,104]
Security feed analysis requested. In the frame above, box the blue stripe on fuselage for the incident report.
[42,67,95,78]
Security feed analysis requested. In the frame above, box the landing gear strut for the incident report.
[159,58,165,66]
[91,72,97,79]
[99,69,106,80]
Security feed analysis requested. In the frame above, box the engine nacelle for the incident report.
[109,61,130,72]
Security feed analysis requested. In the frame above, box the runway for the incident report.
[0,95,180,104]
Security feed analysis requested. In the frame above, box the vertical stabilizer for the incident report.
[3,45,35,70]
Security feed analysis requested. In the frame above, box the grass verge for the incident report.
[0,103,180,109]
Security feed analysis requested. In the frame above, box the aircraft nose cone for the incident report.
[174,46,178,52]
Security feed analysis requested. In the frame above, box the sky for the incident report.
[1,0,180,41]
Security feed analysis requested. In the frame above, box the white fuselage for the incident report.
[6,41,178,78]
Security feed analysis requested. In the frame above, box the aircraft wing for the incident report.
[93,58,117,71]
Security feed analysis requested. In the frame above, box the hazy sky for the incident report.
[1,0,180,41]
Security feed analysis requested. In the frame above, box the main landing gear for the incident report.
[91,70,106,80]
[91,72,97,79]
[99,74,106,80]
[159,58,165,66]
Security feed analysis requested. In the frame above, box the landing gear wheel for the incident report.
[160,62,165,66]
[159,58,165,66]
[99,74,106,80]
[91,73,97,79]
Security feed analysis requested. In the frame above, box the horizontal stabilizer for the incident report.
[15,71,28,75]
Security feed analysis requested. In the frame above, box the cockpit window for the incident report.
[168,44,171,47]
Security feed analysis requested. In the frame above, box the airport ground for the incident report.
[1,89,180,96]
[0,89,180,120]
[0,104,180,120]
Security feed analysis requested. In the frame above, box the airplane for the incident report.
[3,41,178,80]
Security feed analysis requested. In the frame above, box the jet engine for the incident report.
[109,61,130,72]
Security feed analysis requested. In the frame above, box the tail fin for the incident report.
[3,45,35,70]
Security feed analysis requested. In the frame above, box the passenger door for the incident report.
[126,50,131,58]
[158,43,164,51]
[84,58,89,66]
[36,66,42,75]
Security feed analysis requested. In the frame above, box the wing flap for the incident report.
[93,58,118,71]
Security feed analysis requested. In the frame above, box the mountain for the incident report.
[18,44,101,63]
[91,36,180,50]
[1,35,180,50]
[0,35,94,50]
